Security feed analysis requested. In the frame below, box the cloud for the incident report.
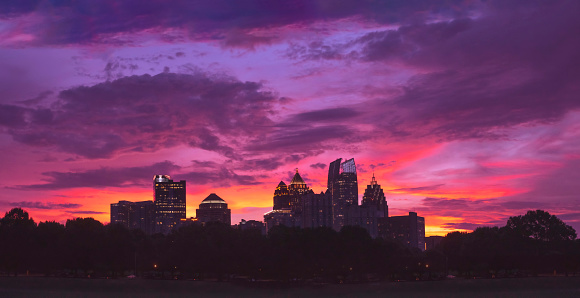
[282,1,580,143]
[65,211,106,215]
[9,201,82,210]
[441,222,483,230]
[0,0,477,47]
[310,163,326,169]
[392,184,445,192]
[17,161,180,190]
[4,72,279,159]
[15,160,263,190]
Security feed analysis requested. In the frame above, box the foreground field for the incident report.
[1,276,579,298]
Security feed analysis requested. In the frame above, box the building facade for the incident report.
[153,175,186,234]
[381,212,426,251]
[301,191,333,229]
[288,169,309,216]
[273,181,291,211]
[196,193,231,225]
[328,158,358,231]
[110,200,155,234]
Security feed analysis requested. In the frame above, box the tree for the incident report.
[506,210,577,242]
[0,208,37,275]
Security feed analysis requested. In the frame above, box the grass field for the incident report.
[1,276,579,297]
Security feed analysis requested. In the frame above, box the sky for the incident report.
[1,0,579,236]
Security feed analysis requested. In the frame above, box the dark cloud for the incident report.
[283,1,580,142]
[391,184,445,192]
[290,107,360,123]
[0,104,28,128]
[310,163,326,169]
[15,160,260,189]
[17,161,180,190]
[9,201,82,210]
[247,125,357,153]
[2,0,475,47]
[180,168,261,187]
[65,211,106,215]
[4,72,278,159]
[441,222,483,230]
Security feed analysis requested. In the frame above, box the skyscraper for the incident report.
[196,193,231,225]
[273,181,291,211]
[361,174,388,216]
[301,190,333,229]
[328,158,358,231]
[153,175,186,234]
[381,212,426,251]
[110,200,132,227]
[110,200,155,234]
[345,174,388,238]
[288,169,309,215]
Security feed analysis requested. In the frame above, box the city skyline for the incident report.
[1,1,580,236]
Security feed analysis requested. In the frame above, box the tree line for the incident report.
[0,208,578,282]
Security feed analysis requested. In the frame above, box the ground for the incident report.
[1,276,579,297]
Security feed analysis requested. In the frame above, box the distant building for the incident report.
[301,191,333,229]
[264,169,309,232]
[130,201,155,234]
[111,200,132,227]
[153,175,186,234]
[263,209,298,233]
[344,174,388,238]
[328,158,358,231]
[110,200,155,234]
[288,169,309,216]
[273,181,291,211]
[239,219,266,234]
[196,193,231,225]
[425,236,444,251]
[381,212,425,251]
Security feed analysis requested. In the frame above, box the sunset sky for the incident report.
[1,0,579,236]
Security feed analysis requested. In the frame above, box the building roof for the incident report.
[277,181,287,187]
[200,193,226,204]
[290,169,306,185]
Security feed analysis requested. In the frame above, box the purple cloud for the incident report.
[9,201,82,210]
[3,72,279,159]
[1,0,476,47]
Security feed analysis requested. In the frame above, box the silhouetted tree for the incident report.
[0,208,36,276]
[506,210,577,242]
[64,218,105,276]
[35,221,66,276]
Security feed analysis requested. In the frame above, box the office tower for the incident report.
[110,200,155,234]
[110,200,132,226]
[425,236,444,251]
[288,169,309,215]
[196,193,231,225]
[130,200,155,235]
[382,212,426,251]
[347,174,388,238]
[328,158,358,231]
[301,190,333,229]
[361,174,388,216]
[273,181,291,210]
[153,175,186,234]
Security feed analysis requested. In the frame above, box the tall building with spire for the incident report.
[288,169,309,214]
[273,181,291,210]
[361,174,388,216]
[346,174,388,238]
[264,168,309,232]
[328,158,358,231]
[153,175,186,234]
